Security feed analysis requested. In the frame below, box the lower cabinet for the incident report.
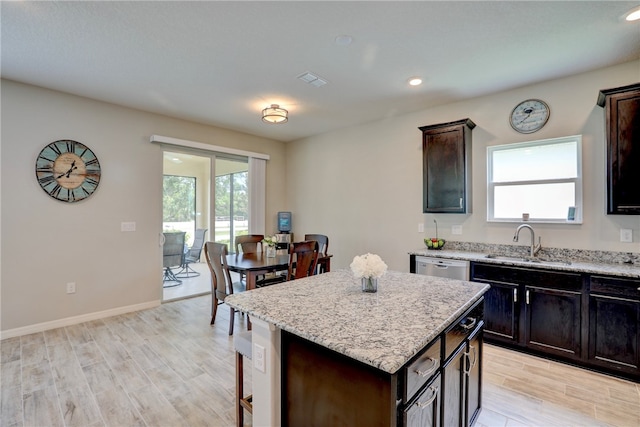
[471,262,582,359]
[524,285,582,358]
[481,280,519,344]
[588,275,640,377]
[470,262,640,381]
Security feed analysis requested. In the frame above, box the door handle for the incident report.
[526,289,530,305]
[514,288,518,303]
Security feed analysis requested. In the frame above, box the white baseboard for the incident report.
[0,300,162,340]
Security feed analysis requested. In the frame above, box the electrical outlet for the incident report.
[418,223,424,233]
[452,225,463,235]
[66,282,76,294]
[254,343,265,373]
[620,229,633,243]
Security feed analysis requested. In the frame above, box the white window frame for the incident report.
[487,135,583,224]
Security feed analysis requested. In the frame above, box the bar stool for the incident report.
[235,331,253,426]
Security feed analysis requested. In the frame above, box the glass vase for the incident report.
[266,245,276,258]
[361,276,378,293]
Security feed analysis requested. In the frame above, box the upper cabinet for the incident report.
[419,118,475,213]
[597,83,640,215]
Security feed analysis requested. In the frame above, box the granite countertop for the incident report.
[410,244,640,279]
[225,269,489,374]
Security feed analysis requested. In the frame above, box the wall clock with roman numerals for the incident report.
[35,139,101,203]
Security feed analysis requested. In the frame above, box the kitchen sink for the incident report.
[484,254,572,266]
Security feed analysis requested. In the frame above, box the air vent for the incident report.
[297,72,327,87]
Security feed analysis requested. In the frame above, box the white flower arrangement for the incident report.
[350,253,388,279]
[262,236,277,247]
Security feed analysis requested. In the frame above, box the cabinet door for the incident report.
[599,84,640,214]
[589,294,640,375]
[464,329,483,427]
[524,286,582,358]
[442,346,465,427]
[420,119,474,213]
[481,280,519,344]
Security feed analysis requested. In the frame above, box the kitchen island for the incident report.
[225,269,490,427]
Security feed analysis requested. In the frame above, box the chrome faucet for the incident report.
[513,224,541,257]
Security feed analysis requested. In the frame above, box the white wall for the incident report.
[286,61,640,272]
[0,80,287,334]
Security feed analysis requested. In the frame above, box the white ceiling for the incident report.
[2,1,639,142]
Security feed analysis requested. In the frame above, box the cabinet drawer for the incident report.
[590,275,640,301]
[401,372,441,427]
[403,337,441,402]
[472,262,582,291]
[444,300,484,361]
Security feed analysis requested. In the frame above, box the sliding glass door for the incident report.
[214,157,249,251]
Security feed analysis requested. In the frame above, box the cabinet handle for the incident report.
[416,386,439,408]
[637,287,640,291]
[513,288,518,303]
[459,198,463,209]
[460,316,477,331]
[415,357,439,377]
[464,345,478,375]
[526,290,530,305]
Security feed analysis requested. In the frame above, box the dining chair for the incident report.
[235,234,265,285]
[235,331,253,427]
[304,234,329,273]
[255,240,320,287]
[175,228,208,278]
[303,234,329,256]
[204,241,245,335]
[234,234,264,254]
[162,231,186,287]
[287,240,320,280]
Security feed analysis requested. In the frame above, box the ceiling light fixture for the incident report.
[262,104,288,124]
[408,77,423,86]
[625,6,640,21]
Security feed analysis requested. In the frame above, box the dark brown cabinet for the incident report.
[597,83,640,214]
[419,119,475,213]
[588,275,640,377]
[524,284,582,359]
[468,261,640,381]
[470,263,583,361]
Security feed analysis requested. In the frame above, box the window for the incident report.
[487,135,582,223]
[163,174,197,238]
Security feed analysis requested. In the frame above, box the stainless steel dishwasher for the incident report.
[414,256,470,280]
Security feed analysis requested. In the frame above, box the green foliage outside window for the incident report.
[163,175,195,222]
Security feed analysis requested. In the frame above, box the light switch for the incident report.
[121,222,136,232]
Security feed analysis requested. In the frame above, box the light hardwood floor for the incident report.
[1,293,638,427]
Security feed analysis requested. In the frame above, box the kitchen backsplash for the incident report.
[445,241,639,266]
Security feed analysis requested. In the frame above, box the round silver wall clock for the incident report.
[510,99,550,134]
[35,139,101,202]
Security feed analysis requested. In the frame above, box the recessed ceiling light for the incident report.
[625,6,640,21]
[408,77,423,86]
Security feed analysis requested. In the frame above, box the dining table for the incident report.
[225,251,333,291]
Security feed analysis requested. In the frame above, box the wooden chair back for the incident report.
[235,234,264,254]
[303,234,329,256]
[204,241,237,335]
[287,240,319,281]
